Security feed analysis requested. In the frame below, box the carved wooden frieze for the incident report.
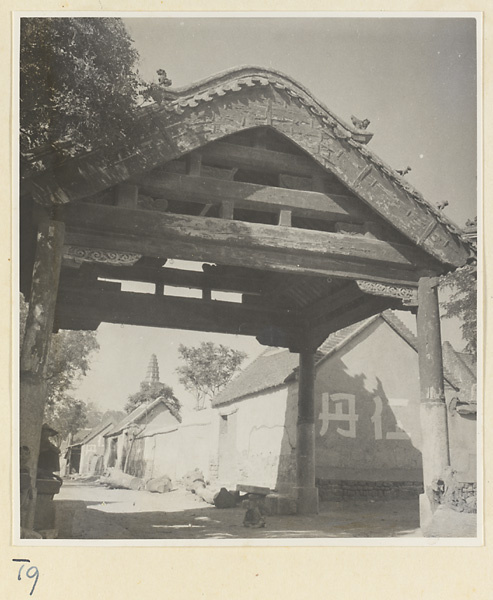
[63,245,142,266]
[356,280,418,306]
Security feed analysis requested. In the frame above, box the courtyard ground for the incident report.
[54,479,424,540]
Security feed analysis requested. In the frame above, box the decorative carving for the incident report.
[63,246,142,266]
[356,280,418,305]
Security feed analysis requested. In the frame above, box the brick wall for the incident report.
[316,478,424,501]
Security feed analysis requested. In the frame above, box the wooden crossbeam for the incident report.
[65,263,268,295]
[134,171,371,223]
[54,284,304,341]
[59,204,430,285]
[201,140,322,178]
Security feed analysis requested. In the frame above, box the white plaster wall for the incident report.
[314,319,424,481]
[217,387,292,489]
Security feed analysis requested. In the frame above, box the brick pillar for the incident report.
[295,348,319,514]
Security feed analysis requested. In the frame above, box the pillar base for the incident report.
[419,492,435,535]
[294,486,319,514]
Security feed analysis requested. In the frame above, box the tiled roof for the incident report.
[213,311,463,406]
[212,348,299,407]
[71,428,91,445]
[442,342,477,402]
[317,316,380,358]
[104,397,179,437]
[457,352,476,375]
[214,316,381,406]
[76,413,125,446]
[380,311,458,390]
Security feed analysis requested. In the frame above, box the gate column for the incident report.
[295,347,319,514]
[20,217,65,532]
[416,273,450,532]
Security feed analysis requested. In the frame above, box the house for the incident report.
[212,311,477,501]
[103,396,181,478]
[62,428,91,475]
[64,414,124,476]
[103,354,182,480]
[78,414,124,476]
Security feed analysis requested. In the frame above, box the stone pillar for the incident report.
[295,348,319,514]
[416,274,450,532]
[20,218,65,531]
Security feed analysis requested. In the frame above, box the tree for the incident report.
[20,294,100,440]
[440,216,477,356]
[125,381,181,421]
[176,342,247,410]
[44,397,89,446]
[20,17,145,169]
[440,264,477,356]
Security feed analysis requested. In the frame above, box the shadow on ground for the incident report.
[55,480,422,539]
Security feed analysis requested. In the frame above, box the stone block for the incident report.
[262,494,297,515]
[236,484,271,495]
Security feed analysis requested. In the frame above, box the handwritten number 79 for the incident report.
[13,560,39,595]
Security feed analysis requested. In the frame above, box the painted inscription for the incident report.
[319,393,410,440]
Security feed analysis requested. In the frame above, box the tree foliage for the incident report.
[125,381,180,420]
[20,17,144,168]
[44,397,89,445]
[440,263,477,356]
[176,342,247,410]
[20,294,100,439]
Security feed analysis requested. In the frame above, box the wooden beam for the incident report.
[134,171,371,223]
[55,285,304,340]
[70,263,267,295]
[186,151,202,176]
[116,183,139,208]
[220,200,235,220]
[278,210,292,227]
[66,231,421,286]
[60,204,430,284]
[201,140,323,178]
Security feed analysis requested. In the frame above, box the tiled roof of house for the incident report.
[76,413,125,446]
[213,311,463,407]
[104,396,180,437]
[214,315,384,407]
[71,428,91,445]
[457,352,476,375]
[442,341,477,405]
[212,348,299,407]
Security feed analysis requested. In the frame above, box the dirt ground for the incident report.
[55,479,424,539]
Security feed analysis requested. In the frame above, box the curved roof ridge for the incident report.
[21,66,475,265]
[162,67,466,239]
[164,65,365,138]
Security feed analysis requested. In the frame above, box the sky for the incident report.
[72,16,478,413]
